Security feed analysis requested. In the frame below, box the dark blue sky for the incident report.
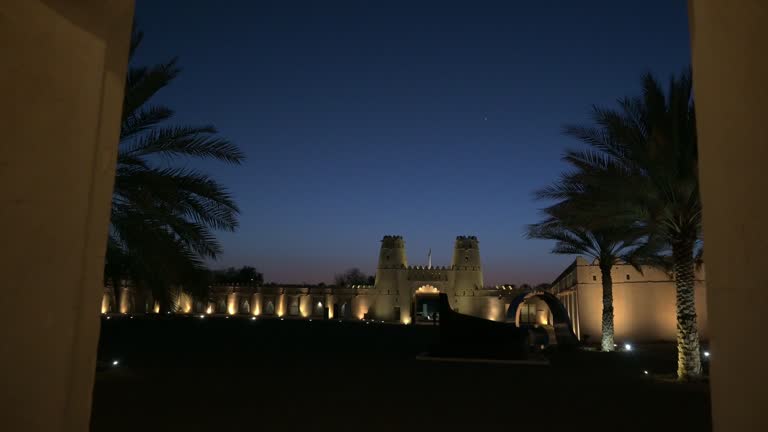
[133,0,690,285]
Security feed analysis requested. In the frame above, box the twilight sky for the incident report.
[133,0,691,285]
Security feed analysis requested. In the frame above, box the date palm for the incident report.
[527,214,643,352]
[545,70,702,379]
[105,30,245,312]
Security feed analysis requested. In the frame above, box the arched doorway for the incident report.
[338,302,349,319]
[413,285,441,323]
[507,291,579,347]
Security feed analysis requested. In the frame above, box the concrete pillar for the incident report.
[0,1,134,430]
[689,1,768,430]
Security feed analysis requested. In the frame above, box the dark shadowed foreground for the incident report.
[91,317,710,431]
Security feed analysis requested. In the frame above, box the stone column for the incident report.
[689,1,768,430]
[0,1,134,430]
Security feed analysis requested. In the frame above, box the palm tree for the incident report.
[527,218,642,352]
[544,70,702,379]
[105,29,245,312]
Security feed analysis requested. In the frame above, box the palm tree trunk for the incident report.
[673,237,702,380]
[600,264,615,352]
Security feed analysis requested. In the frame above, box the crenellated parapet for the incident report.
[456,235,478,241]
[378,234,408,270]
[406,266,449,281]
[380,235,404,248]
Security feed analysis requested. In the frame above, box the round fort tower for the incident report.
[373,235,408,321]
[451,235,483,293]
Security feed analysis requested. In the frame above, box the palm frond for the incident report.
[121,105,174,140]
[123,126,245,164]
[122,60,180,123]
[107,30,244,308]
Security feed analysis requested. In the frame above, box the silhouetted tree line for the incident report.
[212,266,263,285]
[334,268,375,286]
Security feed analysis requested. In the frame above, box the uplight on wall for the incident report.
[227,293,237,315]
[100,294,110,314]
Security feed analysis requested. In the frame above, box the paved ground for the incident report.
[90,316,711,431]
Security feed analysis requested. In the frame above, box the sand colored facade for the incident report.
[551,257,708,343]
[104,236,522,324]
[104,237,709,346]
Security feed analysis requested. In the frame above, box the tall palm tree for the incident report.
[105,29,245,312]
[544,70,702,379]
[527,217,642,352]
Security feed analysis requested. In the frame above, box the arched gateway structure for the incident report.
[507,291,579,346]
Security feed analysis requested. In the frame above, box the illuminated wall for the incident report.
[250,293,262,316]
[481,297,505,322]
[452,294,505,321]
[556,259,708,343]
[325,294,334,319]
[179,292,193,314]
[352,295,371,320]
[299,295,312,318]
[100,293,110,314]
[119,287,131,314]
[226,293,238,315]
[276,293,286,317]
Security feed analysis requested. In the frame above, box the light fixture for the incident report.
[624,343,632,351]
[112,360,119,366]
[199,314,205,319]
[280,318,284,321]
[704,351,710,357]
[106,316,111,320]
[251,316,256,321]
[309,319,313,322]
[643,370,648,375]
